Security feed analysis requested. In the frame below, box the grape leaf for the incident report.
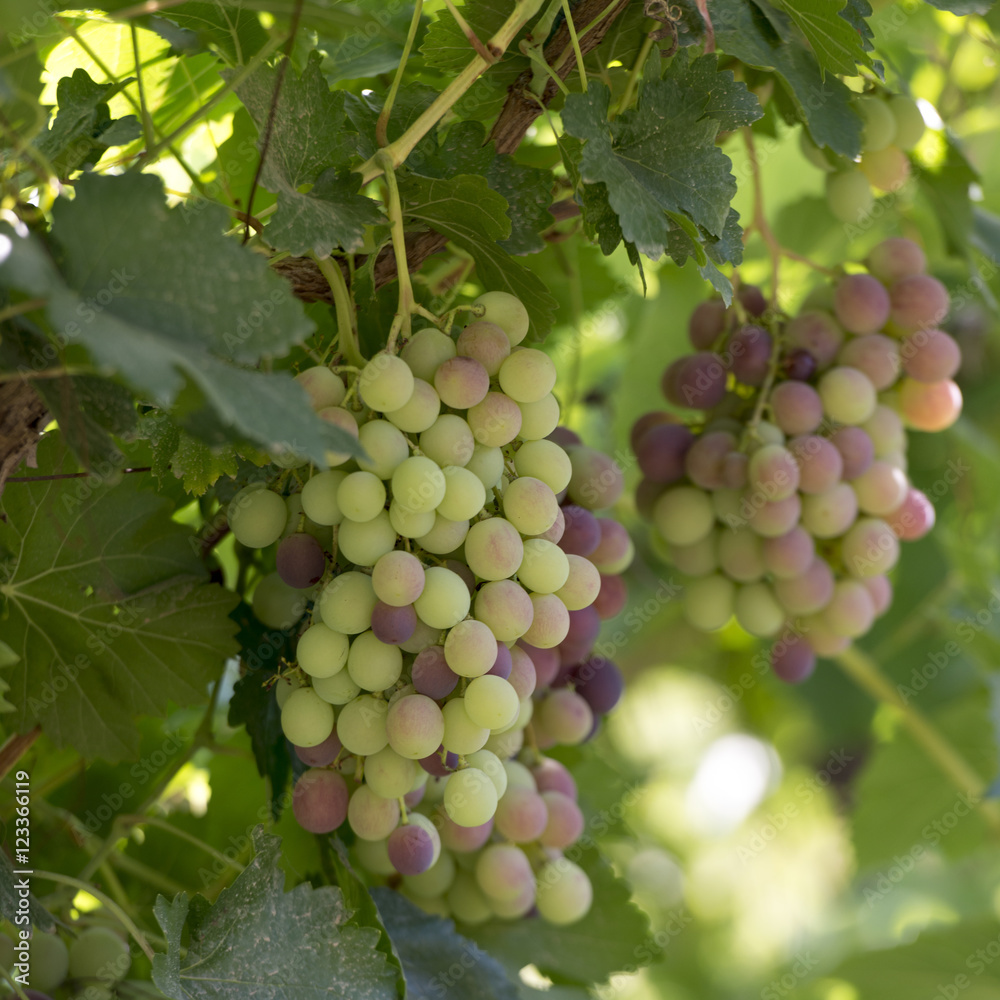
[467,843,657,988]
[232,52,383,257]
[0,436,240,761]
[400,173,558,340]
[771,0,873,77]
[152,828,398,1000]
[924,0,992,13]
[852,694,998,870]
[711,0,863,156]
[561,65,750,260]
[371,888,520,1000]
[152,0,270,63]
[320,2,418,83]
[420,0,519,73]
[33,68,141,175]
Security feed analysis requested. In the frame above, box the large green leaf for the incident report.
[152,828,398,1000]
[400,173,558,340]
[153,0,270,63]
[232,52,383,257]
[0,435,240,761]
[771,0,873,77]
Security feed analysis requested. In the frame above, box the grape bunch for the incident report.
[631,238,962,682]
[0,925,131,998]
[801,92,926,223]
[225,291,632,926]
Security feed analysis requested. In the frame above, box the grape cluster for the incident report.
[226,292,632,926]
[632,239,962,682]
[801,92,926,223]
[0,926,131,998]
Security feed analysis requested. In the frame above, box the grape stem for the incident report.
[742,326,782,449]
[379,151,416,353]
[614,31,655,120]
[311,252,365,367]
[0,967,29,1000]
[376,0,425,147]
[836,645,1000,837]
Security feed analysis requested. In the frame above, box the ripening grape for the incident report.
[514,439,573,493]
[457,321,511,376]
[535,860,593,925]
[889,274,950,331]
[476,843,534,901]
[347,630,403,691]
[503,476,559,536]
[465,675,520,730]
[229,486,286,548]
[537,688,593,744]
[445,767,499,826]
[293,769,349,833]
[823,579,876,638]
[360,353,415,412]
[318,405,361,466]
[403,849,456,899]
[762,526,815,579]
[838,334,900,390]
[444,619,498,678]
[518,393,561,440]
[851,460,908,516]
[888,487,935,540]
[565,445,625,509]
[784,311,844,368]
[774,557,835,615]
[414,566,471,629]
[448,873,493,925]
[789,435,843,495]
[860,145,910,192]
[494,787,548,842]
[818,366,878,425]
[866,236,926,283]
[801,483,858,538]
[392,456,446,513]
[718,528,765,583]
[770,381,823,435]
[730,325,773,386]
[467,391,523,447]
[834,273,893,338]
[442,698,490,755]
[518,538,571,594]
[301,470,348,526]
[842,517,900,577]
[856,94,897,152]
[522,592,571,648]
[830,426,875,479]
[901,329,961,382]
[653,486,714,546]
[475,580,535,642]
[320,571,378,634]
[898,377,962,431]
[401,328,456,380]
[312,669,362,705]
[388,813,441,876]
[771,640,816,683]
[348,784,400,841]
[296,365,346,409]
[826,169,874,224]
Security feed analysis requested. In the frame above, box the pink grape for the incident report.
[823,579,876,638]
[842,517,900,578]
[434,356,490,408]
[838,334,901,390]
[802,615,850,656]
[789,435,843,495]
[898,378,962,431]
[747,445,799,501]
[508,646,537,698]
[537,688,594,744]
[566,446,624,509]
[867,237,926,282]
[438,815,493,852]
[722,451,749,489]
[688,299,728,348]
[488,643,513,679]
[593,573,628,619]
[685,431,737,489]
[412,646,459,700]
[532,757,577,799]
[785,311,844,368]
[630,411,678,451]
[420,746,459,776]
[833,273,891,334]
[730,325,773,386]
[901,329,961,382]
[589,519,632,570]
[662,352,728,410]
[558,505,601,557]
[294,730,343,767]
[457,321,511,376]
[851,460,908,516]
[889,275,950,331]
[558,606,602,665]
[830,426,875,479]
[495,788,548,842]
[770,381,823,435]
[517,640,560,688]
[762,527,816,579]
[746,493,802,538]
[540,791,585,849]
[635,422,695,484]
[771,640,816,683]
[782,348,818,381]
[774,557,835,615]
[863,574,893,615]
[887,487,935,540]
[801,483,858,538]
[292,769,349,834]
[387,822,437,875]
[549,427,582,448]
[371,601,417,645]
[276,534,326,589]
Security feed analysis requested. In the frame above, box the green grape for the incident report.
[419,414,475,468]
[437,466,487,521]
[465,443,505,490]
[474,580,534,642]
[466,748,508,797]
[856,95,896,152]
[475,843,533,901]
[274,673,305,708]
[554,554,601,610]
[517,538,570,594]
[464,675,519,730]
[503,476,559,536]
[653,486,715,546]
[301,470,348,526]
[312,668,362,705]
[360,353,415,412]
[403,849,456,898]
[337,693,390,755]
[372,549,426,606]
[513,439,572,493]
[444,767,499,826]
[389,500,437,538]
[682,574,735,632]
[818,366,877,425]
[337,471,387,523]
[385,378,441,433]
[317,405,360,466]
[68,927,130,983]
[252,573,310,630]
[357,420,410,480]
[498,348,557,403]
[447,872,493,925]
[485,726,524,758]
[281,687,335,747]
[465,517,524,581]
[826,169,874,224]
[444,619,498,678]
[823,579,876,638]
[535,860,593,925]
[841,517,900,578]
[364,745,420,798]
[416,514,469,555]
[338,510,397,567]
[733,582,784,638]
[386,693,446,759]
[401,328,457,381]
[467,392,522,447]
[503,759,535,791]
[347,783,400,840]
[473,291,530,346]
[522,592,570,648]
[517,393,561,440]
[295,365,345,410]
[228,485,287,548]
[296,622,349,678]
[888,94,925,149]
[536,688,592,745]
[441,698,490,754]
[414,566,471,629]
[319,571,378,634]
[391,456,446,513]
[354,836,397,876]
[27,932,69,992]
[345,630,403,691]
[399,617,442,654]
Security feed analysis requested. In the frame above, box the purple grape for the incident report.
[444,558,477,595]
[688,299,728,348]
[387,822,436,875]
[404,783,426,808]
[829,426,875,480]
[292,769,349,833]
[419,746,459,776]
[558,606,601,666]
[771,641,816,683]
[371,601,417,645]
[593,573,628,620]
[730,325,773,386]
[833,273,891,334]
[548,426,582,448]
[782,348,818,381]
[785,311,844,368]
[630,411,678,451]
[662,352,728,410]
[276,533,326,589]
[684,430,736,490]
[488,642,513,679]
[738,284,768,316]
[634,422,695,484]
[294,729,343,767]
[558,505,601,557]
[721,451,749,489]
[532,757,577,800]
[517,640,560,688]
[635,478,665,520]
[411,646,459,699]
[572,656,624,714]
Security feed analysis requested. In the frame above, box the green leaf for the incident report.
[0,435,240,761]
[924,0,992,13]
[468,843,657,988]
[830,917,1000,999]
[320,3,420,83]
[371,887,520,1000]
[153,0,270,63]
[152,828,398,1000]
[139,413,246,496]
[232,52,383,257]
[420,0,514,74]
[1,850,55,932]
[772,0,873,77]
[712,0,863,157]
[32,68,141,175]
[401,173,558,340]
[852,693,998,870]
